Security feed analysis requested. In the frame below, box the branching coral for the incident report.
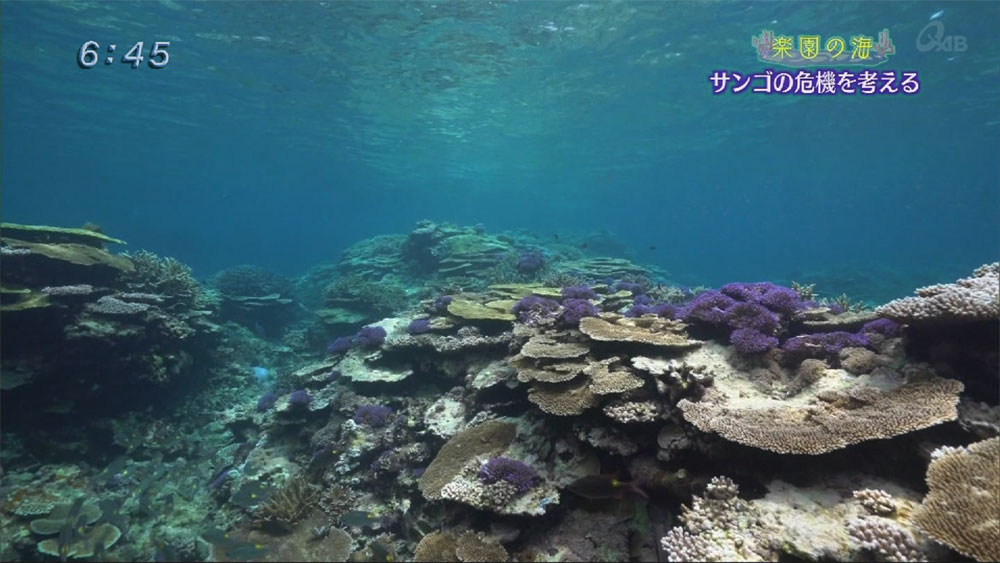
[258,478,319,527]
[123,249,207,306]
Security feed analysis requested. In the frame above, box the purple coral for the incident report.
[782,331,871,360]
[720,282,806,314]
[327,336,355,354]
[356,325,387,348]
[516,250,546,273]
[679,290,737,324]
[723,302,780,334]
[477,456,537,494]
[432,295,453,313]
[860,318,902,338]
[511,295,561,324]
[560,298,599,327]
[288,389,312,406]
[730,328,779,354]
[408,318,432,335]
[719,282,775,303]
[625,302,677,318]
[757,285,807,314]
[561,285,597,300]
[256,391,278,412]
[353,405,393,427]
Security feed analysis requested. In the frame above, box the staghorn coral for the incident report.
[911,437,1000,562]
[123,249,207,306]
[875,263,999,322]
[258,478,319,528]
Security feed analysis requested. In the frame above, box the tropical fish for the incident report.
[567,474,648,500]
[930,10,944,20]
[209,465,235,488]
[370,540,395,562]
[341,509,379,528]
[56,497,86,562]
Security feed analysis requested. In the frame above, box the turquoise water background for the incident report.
[2,1,998,294]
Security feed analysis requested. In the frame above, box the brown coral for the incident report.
[679,370,963,454]
[419,420,517,500]
[414,531,460,562]
[579,316,699,348]
[527,378,599,416]
[519,335,589,359]
[911,437,1000,562]
[584,357,645,395]
[510,354,588,384]
[454,531,509,562]
[258,478,319,528]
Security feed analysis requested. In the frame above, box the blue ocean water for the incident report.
[2,0,998,293]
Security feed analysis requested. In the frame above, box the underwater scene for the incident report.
[1,1,998,562]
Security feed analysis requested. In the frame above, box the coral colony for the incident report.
[1,220,997,562]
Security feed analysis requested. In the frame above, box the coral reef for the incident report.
[1,221,996,563]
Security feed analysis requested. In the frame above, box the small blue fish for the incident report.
[930,10,944,20]
[252,366,271,384]
[209,466,235,488]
